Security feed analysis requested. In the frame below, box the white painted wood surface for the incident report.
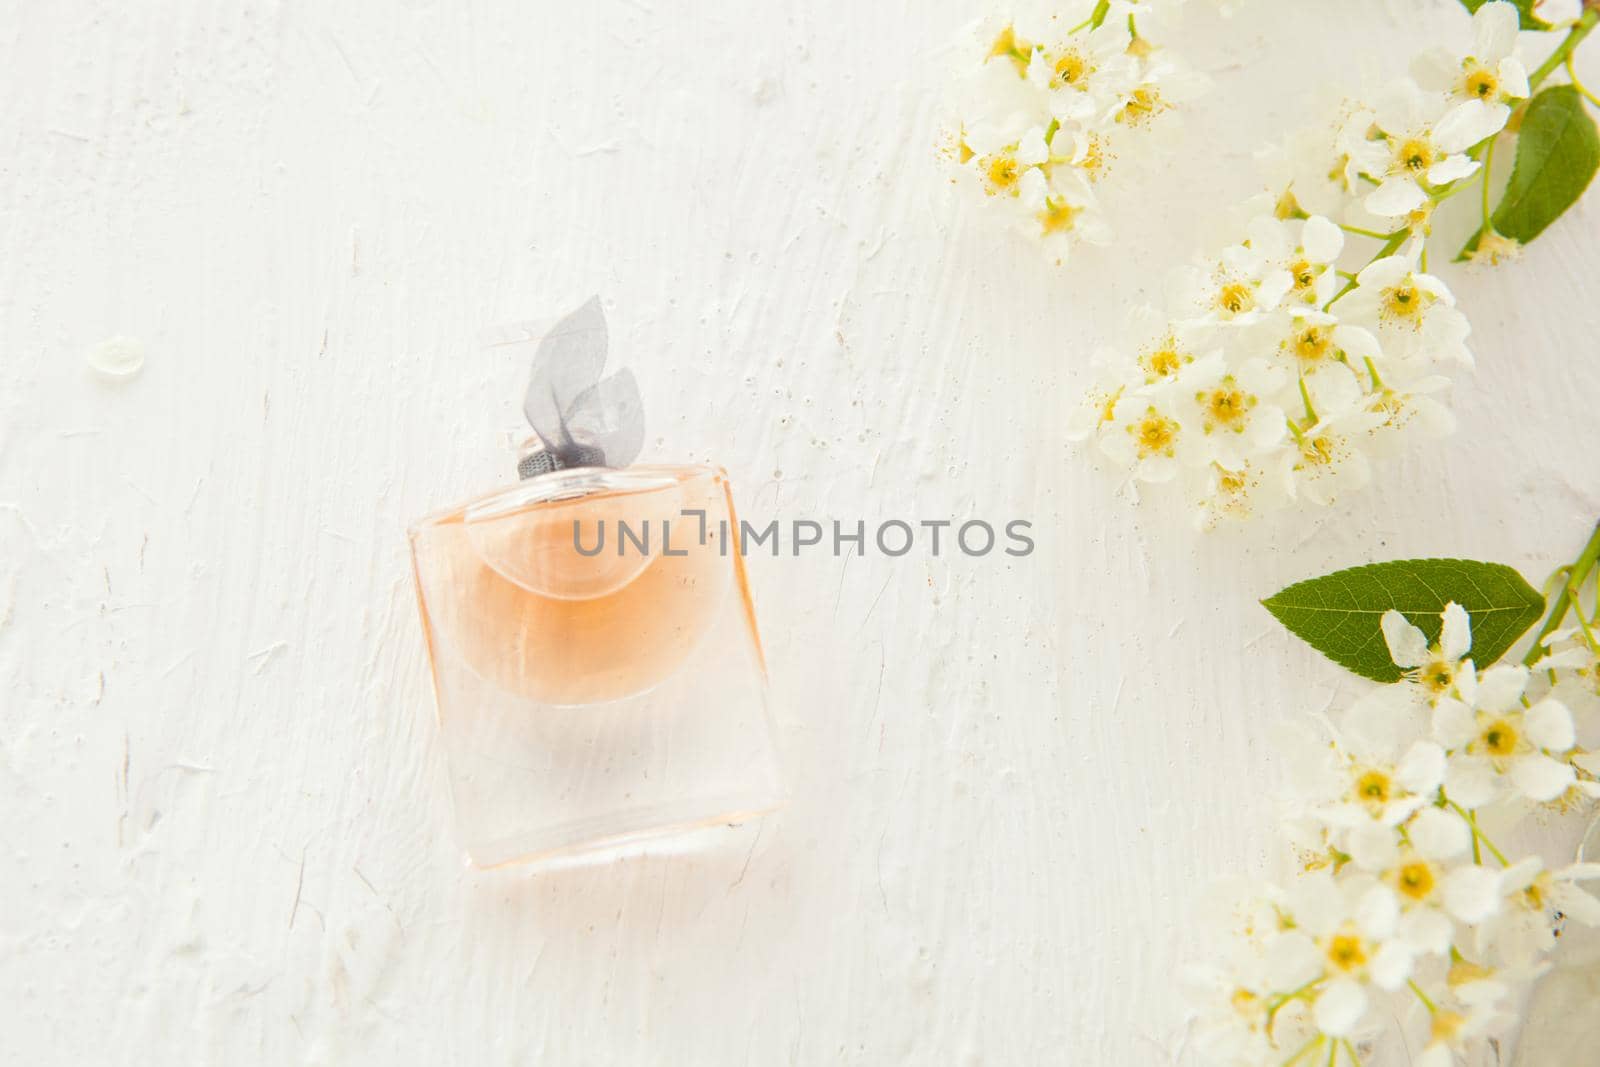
[4,1,1598,1062]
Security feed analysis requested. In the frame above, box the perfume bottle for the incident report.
[408,300,783,868]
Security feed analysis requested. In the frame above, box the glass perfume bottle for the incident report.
[408,300,783,868]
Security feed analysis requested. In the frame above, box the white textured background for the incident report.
[4,0,1599,1063]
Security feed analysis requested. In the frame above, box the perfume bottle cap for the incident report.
[507,296,644,479]
[516,442,606,480]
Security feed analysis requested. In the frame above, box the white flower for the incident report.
[1184,882,1305,1065]
[950,12,1202,265]
[1433,663,1577,806]
[1186,456,1284,529]
[1265,104,1372,220]
[1535,629,1600,778]
[959,120,1050,203]
[1337,242,1473,366]
[1099,391,1202,482]
[1347,816,1502,972]
[1269,872,1412,1037]
[1310,684,1441,832]
[1413,0,1529,125]
[1170,240,1286,326]
[1242,306,1374,413]
[1479,860,1600,966]
[1180,360,1289,470]
[1267,216,1346,308]
[1381,602,1473,702]
[1278,393,1384,506]
[1412,961,1517,1066]
[1364,370,1458,454]
[1029,22,1135,121]
[1113,49,1210,130]
[1350,79,1504,217]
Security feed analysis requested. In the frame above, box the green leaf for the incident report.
[1262,559,1544,682]
[1456,0,1549,31]
[1460,85,1600,258]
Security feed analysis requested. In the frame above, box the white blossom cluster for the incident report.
[1069,2,1530,526]
[947,1,1207,264]
[1188,606,1600,1066]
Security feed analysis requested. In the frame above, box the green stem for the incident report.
[1339,223,1399,240]
[1070,0,1111,33]
[1566,55,1600,107]
[1363,356,1384,390]
[1408,978,1437,1013]
[1480,133,1497,230]
[1447,801,1510,866]
[1325,232,1407,308]
[1298,376,1318,424]
[1281,1035,1324,1067]
[1525,520,1600,665]
[1564,574,1600,654]
[1266,978,1322,1039]
[1529,9,1600,92]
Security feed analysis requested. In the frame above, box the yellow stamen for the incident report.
[1395,137,1436,175]
[1131,409,1179,459]
[987,26,1032,75]
[1216,282,1254,318]
[1355,768,1391,807]
[1198,384,1255,433]
[983,153,1021,194]
[1419,656,1455,694]
[1291,324,1333,363]
[1117,86,1166,126]
[1054,50,1089,88]
[1326,933,1367,972]
[1037,198,1079,236]
[1382,281,1431,323]
[1140,340,1189,382]
[1463,63,1499,101]
[1481,718,1520,758]
[1300,435,1336,466]
[1432,1011,1465,1043]
[1396,861,1436,902]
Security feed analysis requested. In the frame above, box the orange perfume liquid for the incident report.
[409,465,782,868]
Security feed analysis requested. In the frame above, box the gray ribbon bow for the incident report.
[514,297,644,479]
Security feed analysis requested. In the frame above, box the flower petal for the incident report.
[1315,978,1369,1037]
[1302,215,1344,262]
[1366,176,1427,217]
[1332,324,1382,364]
[1396,740,1447,795]
[1359,884,1400,939]
[1409,806,1470,860]
[1434,98,1507,153]
[1474,664,1528,713]
[1445,753,1498,808]
[1524,698,1575,752]
[1265,930,1322,989]
[1499,57,1529,101]
[1474,1,1519,62]
[1369,939,1413,991]
[1443,864,1503,923]
[1427,154,1481,186]
[1399,906,1452,955]
[1433,698,1478,750]
[1350,821,1402,871]
[1383,610,1430,669]
[1440,602,1471,661]
[1509,753,1575,802]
